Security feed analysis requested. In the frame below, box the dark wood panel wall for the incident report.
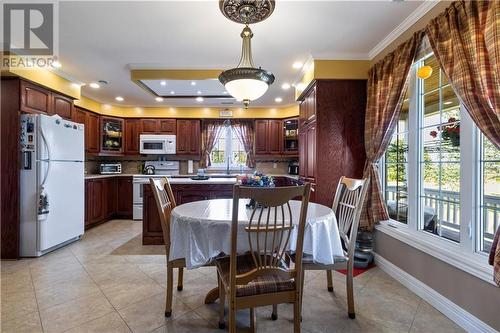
[298,79,367,208]
[1,79,21,259]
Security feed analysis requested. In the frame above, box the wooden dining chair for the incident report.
[216,183,311,333]
[149,177,185,317]
[302,177,368,319]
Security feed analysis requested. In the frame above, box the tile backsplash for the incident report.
[86,156,297,175]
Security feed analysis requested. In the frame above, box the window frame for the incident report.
[378,54,494,285]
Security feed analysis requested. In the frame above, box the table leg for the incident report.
[204,287,219,304]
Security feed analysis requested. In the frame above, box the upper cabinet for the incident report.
[20,80,74,119]
[72,107,99,154]
[52,93,73,119]
[100,116,124,155]
[20,80,53,115]
[176,119,200,155]
[254,119,294,156]
[141,119,176,134]
[124,119,141,155]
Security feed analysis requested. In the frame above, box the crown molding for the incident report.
[368,0,440,60]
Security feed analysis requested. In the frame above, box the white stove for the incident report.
[132,161,179,220]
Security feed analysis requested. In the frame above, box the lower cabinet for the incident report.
[142,183,234,245]
[85,176,132,229]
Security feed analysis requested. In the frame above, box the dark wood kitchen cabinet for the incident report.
[176,119,200,155]
[141,119,176,134]
[297,79,367,207]
[20,80,52,114]
[100,116,124,155]
[254,119,283,155]
[142,183,234,244]
[125,119,141,155]
[52,93,73,119]
[85,176,132,229]
[86,112,100,154]
[116,177,133,217]
[72,107,100,154]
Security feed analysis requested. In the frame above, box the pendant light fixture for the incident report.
[218,0,276,108]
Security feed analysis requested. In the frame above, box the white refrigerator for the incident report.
[20,114,85,257]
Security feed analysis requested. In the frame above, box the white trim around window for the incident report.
[375,221,495,285]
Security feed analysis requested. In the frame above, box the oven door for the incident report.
[139,135,167,154]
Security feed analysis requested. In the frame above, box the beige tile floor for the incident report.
[1,220,464,333]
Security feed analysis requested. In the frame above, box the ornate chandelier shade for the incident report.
[218,0,276,108]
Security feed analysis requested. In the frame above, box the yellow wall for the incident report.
[295,59,370,99]
[4,66,80,99]
[74,97,298,119]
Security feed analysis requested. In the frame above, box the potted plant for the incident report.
[430,117,460,147]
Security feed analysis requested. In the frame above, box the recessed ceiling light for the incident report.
[160,81,167,86]
[292,62,303,69]
[89,82,100,89]
[197,90,202,95]
[222,91,228,94]
[70,83,81,88]
[443,101,452,105]
[295,83,305,91]
[191,81,196,86]
[281,83,291,90]
[155,97,164,102]
[115,96,124,102]
[196,97,204,102]
[275,97,283,103]
[52,61,62,68]
[170,91,175,95]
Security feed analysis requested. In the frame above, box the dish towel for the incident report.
[489,226,500,287]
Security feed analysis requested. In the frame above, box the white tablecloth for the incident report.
[170,199,345,269]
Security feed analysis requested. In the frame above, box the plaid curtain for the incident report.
[199,120,224,168]
[232,120,256,168]
[426,0,500,149]
[360,31,424,229]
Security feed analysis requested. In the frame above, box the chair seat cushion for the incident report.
[291,253,348,264]
[216,253,296,297]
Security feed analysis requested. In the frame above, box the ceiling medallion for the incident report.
[218,1,276,108]
[219,0,275,25]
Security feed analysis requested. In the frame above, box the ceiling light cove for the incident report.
[115,96,124,102]
[89,82,100,89]
[155,97,164,102]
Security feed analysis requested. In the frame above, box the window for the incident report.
[381,51,500,279]
[384,90,410,223]
[210,125,247,168]
[418,54,461,242]
[479,134,500,253]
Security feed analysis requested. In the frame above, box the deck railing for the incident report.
[386,186,500,251]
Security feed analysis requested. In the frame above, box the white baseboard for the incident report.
[374,253,498,333]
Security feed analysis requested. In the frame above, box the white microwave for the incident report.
[140,134,176,154]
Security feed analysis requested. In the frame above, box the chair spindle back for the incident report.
[149,177,177,254]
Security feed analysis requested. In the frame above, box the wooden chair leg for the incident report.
[165,262,174,317]
[229,299,236,333]
[271,304,278,320]
[299,270,305,321]
[177,267,184,291]
[346,265,355,319]
[293,301,301,333]
[218,276,226,329]
[250,308,256,333]
[326,270,333,292]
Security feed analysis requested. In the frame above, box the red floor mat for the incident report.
[336,263,376,277]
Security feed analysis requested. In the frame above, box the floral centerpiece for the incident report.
[430,117,460,147]
[239,172,274,208]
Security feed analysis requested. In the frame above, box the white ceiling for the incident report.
[57,1,426,108]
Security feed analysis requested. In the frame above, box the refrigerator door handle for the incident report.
[39,128,51,187]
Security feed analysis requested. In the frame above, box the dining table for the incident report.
[169,198,345,303]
